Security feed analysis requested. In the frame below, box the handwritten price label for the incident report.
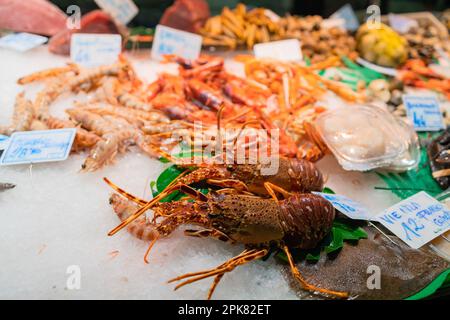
[375,192,450,249]
[403,95,444,131]
[254,39,302,61]
[94,0,138,25]
[71,34,122,67]
[313,192,374,221]
[388,14,418,34]
[0,33,47,52]
[0,129,76,166]
[329,4,359,32]
[151,25,202,61]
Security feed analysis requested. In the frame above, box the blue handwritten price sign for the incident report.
[403,95,445,131]
[313,192,374,221]
[254,39,302,61]
[375,192,450,249]
[329,4,359,32]
[94,0,138,25]
[0,129,76,166]
[0,33,48,52]
[151,25,202,61]
[71,34,122,67]
[388,14,418,34]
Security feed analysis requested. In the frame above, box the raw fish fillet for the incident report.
[0,0,67,36]
[160,0,210,33]
[48,10,122,56]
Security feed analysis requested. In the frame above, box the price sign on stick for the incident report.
[71,34,122,67]
[94,0,138,25]
[403,95,445,131]
[0,33,47,52]
[151,25,202,61]
[0,129,76,166]
[388,14,418,33]
[254,39,302,61]
[330,4,359,32]
[375,192,450,249]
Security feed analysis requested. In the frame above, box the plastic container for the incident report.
[314,104,419,171]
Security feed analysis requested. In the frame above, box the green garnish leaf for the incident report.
[276,219,367,263]
[376,147,442,200]
[322,187,336,194]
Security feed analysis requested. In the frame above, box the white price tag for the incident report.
[254,39,302,61]
[330,4,359,32]
[94,0,138,25]
[375,192,450,249]
[313,192,374,221]
[388,14,418,34]
[151,25,202,61]
[0,129,76,166]
[71,34,122,67]
[403,95,444,131]
[0,33,48,52]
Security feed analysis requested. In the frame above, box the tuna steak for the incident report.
[160,0,210,33]
[0,0,67,36]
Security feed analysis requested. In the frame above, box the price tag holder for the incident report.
[375,191,450,249]
[0,129,76,166]
[94,0,138,25]
[254,39,302,61]
[388,14,418,34]
[71,34,122,67]
[329,4,359,32]
[403,95,445,131]
[151,25,202,61]
[0,33,48,52]
[313,192,374,221]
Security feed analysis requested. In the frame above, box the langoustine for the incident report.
[0,92,34,136]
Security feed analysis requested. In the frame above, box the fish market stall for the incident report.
[0,0,450,301]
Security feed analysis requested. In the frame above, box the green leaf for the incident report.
[325,226,345,254]
[276,219,367,263]
[154,165,185,203]
[322,187,336,194]
[376,146,443,200]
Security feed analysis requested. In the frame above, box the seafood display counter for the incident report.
[1,1,450,300]
[0,47,402,299]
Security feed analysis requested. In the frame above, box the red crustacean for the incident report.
[186,78,225,111]
[104,153,325,236]
[108,183,347,300]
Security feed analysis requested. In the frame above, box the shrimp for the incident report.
[81,103,169,125]
[29,119,49,131]
[45,116,101,151]
[66,109,134,171]
[0,92,34,136]
[109,194,159,241]
[17,63,79,85]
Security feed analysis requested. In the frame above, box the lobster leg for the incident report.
[206,179,249,192]
[169,248,268,299]
[184,229,234,244]
[104,177,147,206]
[283,245,348,299]
[108,182,205,236]
[263,182,292,202]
